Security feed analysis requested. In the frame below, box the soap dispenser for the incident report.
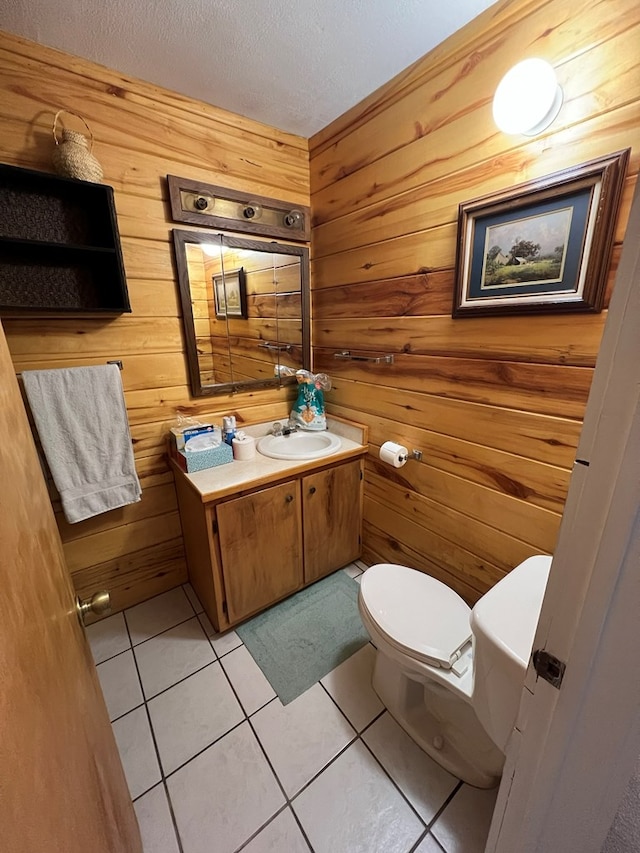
[222,416,236,446]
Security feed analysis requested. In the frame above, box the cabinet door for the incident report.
[216,480,303,623]
[303,460,363,584]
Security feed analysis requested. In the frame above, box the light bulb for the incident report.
[493,58,563,136]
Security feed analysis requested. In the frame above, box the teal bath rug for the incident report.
[236,571,369,705]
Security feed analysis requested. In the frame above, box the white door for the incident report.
[487,173,640,852]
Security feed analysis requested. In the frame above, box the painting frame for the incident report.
[213,267,247,319]
[452,150,629,318]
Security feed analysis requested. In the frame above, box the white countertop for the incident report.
[177,417,368,502]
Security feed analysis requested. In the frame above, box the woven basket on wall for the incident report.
[52,110,104,183]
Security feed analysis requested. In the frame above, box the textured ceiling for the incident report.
[3,0,496,137]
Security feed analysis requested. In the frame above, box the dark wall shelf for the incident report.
[0,164,131,314]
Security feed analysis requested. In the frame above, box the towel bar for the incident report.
[258,342,292,352]
[17,360,124,377]
[333,351,394,365]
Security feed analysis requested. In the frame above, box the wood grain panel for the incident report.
[0,30,309,615]
[329,402,570,514]
[312,272,452,318]
[329,378,581,468]
[74,538,188,620]
[314,313,604,366]
[365,495,507,592]
[361,520,488,606]
[315,350,593,420]
[63,511,183,574]
[311,0,639,599]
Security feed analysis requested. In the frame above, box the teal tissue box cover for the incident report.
[179,442,233,472]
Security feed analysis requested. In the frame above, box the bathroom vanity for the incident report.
[171,417,368,631]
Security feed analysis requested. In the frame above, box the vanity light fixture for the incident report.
[242,201,262,220]
[492,58,563,136]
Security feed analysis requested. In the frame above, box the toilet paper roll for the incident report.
[232,434,256,461]
[379,441,408,468]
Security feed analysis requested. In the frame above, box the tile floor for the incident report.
[87,561,498,853]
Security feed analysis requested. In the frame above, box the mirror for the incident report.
[173,230,310,396]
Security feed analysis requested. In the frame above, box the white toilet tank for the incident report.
[470,555,552,751]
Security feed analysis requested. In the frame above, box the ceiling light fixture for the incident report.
[492,58,563,136]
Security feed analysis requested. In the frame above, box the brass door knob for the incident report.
[76,591,111,624]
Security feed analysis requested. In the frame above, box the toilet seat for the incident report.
[359,564,472,669]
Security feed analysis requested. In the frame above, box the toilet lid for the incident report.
[360,564,472,669]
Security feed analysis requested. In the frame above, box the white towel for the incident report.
[22,364,141,523]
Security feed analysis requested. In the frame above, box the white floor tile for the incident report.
[414,834,446,852]
[210,628,243,657]
[293,740,424,853]
[86,612,130,663]
[167,722,285,853]
[321,644,383,732]
[96,649,143,721]
[197,613,243,657]
[183,582,204,613]
[134,784,180,853]
[342,563,362,579]
[134,616,215,699]
[126,588,195,645]
[363,712,459,823]
[112,706,161,800]
[354,559,369,572]
[220,644,276,716]
[241,808,310,853]
[252,683,356,797]
[197,611,217,638]
[148,662,244,775]
[431,783,499,853]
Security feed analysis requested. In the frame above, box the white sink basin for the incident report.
[257,430,342,461]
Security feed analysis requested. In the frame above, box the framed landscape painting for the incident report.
[452,150,629,317]
[213,267,247,319]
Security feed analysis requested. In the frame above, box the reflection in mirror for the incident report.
[173,230,310,396]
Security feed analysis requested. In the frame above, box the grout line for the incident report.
[109,700,145,725]
[139,658,219,704]
[288,804,315,853]
[161,777,186,853]
[232,803,291,853]
[121,612,185,853]
[162,718,247,781]
[358,735,428,830]
[407,828,431,853]
[427,780,464,838]
[128,612,199,649]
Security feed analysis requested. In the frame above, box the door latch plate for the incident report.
[532,649,565,689]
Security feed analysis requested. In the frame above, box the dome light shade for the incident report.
[492,58,563,136]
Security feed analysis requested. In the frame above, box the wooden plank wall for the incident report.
[0,31,307,613]
[309,0,640,603]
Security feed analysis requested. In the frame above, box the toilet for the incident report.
[358,554,552,788]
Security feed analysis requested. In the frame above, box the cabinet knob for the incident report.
[309,486,316,494]
[285,494,294,503]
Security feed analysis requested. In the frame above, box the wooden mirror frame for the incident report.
[172,229,310,397]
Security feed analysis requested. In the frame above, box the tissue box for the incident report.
[169,424,216,453]
[175,441,234,473]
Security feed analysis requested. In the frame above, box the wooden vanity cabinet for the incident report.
[302,460,362,584]
[173,455,364,632]
[216,480,303,623]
